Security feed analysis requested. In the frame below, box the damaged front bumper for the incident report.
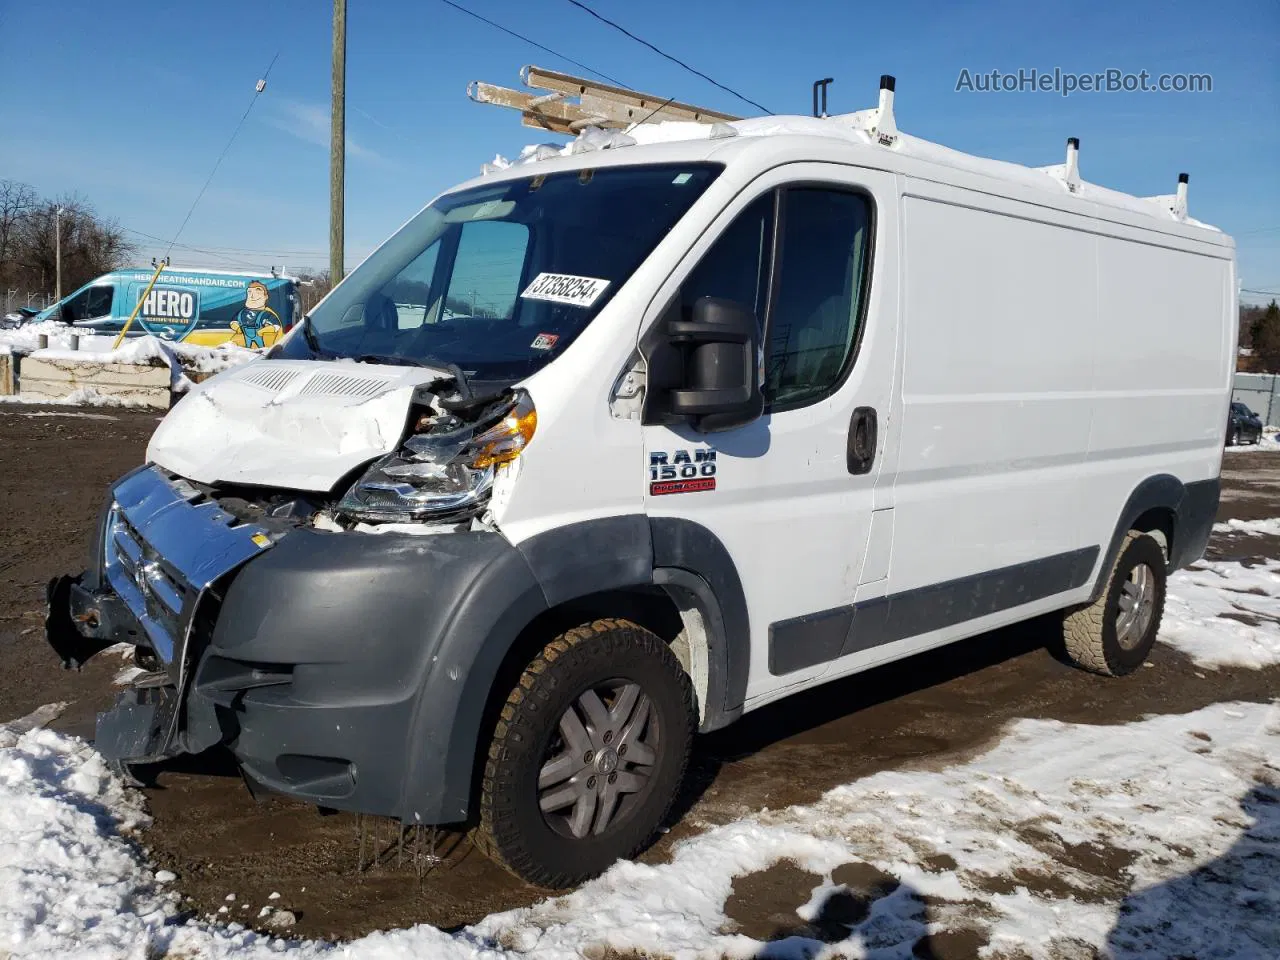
[50,465,276,762]
[50,463,546,825]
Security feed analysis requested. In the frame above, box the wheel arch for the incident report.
[1091,473,1220,602]
[404,515,750,824]
[512,514,750,732]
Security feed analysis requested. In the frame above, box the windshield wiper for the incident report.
[355,352,433,368]
[299,315,331,357]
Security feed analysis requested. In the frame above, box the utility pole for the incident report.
[330,0,346,285]
[54,206,64,304]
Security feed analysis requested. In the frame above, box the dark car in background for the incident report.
[0,306,39,329]
[1227,401,1263,446]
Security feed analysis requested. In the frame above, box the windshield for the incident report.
[285,163,721,383]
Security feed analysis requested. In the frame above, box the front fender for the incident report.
[199,526,548,822]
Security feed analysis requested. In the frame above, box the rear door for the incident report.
[640,164,899,702]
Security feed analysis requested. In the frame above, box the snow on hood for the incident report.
[147,359,445,491]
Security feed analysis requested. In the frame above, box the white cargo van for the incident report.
[48,78,1236,887]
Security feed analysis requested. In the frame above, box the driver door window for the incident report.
[766,189,872,407]
[670,186,872,411]
[679,194,774,329]
[84,286,114,319]
[59,285,114,322]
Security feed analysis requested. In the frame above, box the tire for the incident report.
[1063,531,1167,676]
[474,619,695,887]
[1229,428,1240,446]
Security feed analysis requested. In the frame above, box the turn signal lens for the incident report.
[469,393,537,468]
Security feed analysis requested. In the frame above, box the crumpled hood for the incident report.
[147,360,445,491]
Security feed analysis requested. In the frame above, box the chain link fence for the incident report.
[3,289,55,316]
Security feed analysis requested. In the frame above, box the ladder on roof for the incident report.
[467,65,740,134]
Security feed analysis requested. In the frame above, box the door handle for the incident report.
[847,406,878,475]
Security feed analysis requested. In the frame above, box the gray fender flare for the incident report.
[400,515,752,820]
[1091,473,1219,601]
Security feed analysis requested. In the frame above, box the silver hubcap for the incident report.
[1116,562,1157,650]
[538,681,660,839]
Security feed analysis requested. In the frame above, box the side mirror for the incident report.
[666,297,764,433]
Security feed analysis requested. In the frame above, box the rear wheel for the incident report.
[474,619,695,887]
[1063,531,1166,676]
[1229,427,1240,446]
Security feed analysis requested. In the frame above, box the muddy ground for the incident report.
[2,407,1278,949]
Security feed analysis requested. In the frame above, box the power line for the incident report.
[123,229,288,268]
[564,0,772,115]
[1243,288,1279,296]
[124,227,324,261]
[163,50,281,258]
[438,0,628,88]
[125,230,258,268]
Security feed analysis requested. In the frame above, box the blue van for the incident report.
[34,268,299,348]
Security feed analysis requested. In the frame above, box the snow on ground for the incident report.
[1226,434,1280,453]
[29,334,260,394]
[1225,426,1280,454]
[0,320,107,355]
[1,323,260,404]
[1162,560,1280,670]
[3,701,1276,959]
[3,537,1280,958]
[1214,516,1280,537]
[0,387,158,409]
[9,410,120,421]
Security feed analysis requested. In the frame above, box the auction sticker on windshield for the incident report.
[520,272,610,308]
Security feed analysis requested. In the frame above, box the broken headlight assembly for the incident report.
[336,389,536,523]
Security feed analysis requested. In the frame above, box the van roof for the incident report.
[473,114,1226,239]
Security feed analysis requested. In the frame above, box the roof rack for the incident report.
[470,69,1203,229]
[467,65,740,134]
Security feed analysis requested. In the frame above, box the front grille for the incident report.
[102,467,277,665]
[105,510,194,662]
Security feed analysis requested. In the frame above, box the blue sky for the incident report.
[1,0,1276,301]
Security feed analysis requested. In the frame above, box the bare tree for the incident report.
[7,193,136,297]
[0,179,38,287]
[295,269,333,313]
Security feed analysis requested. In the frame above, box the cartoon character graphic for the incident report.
[230,281,281,349]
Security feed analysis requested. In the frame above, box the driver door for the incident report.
[59,284,117,327]
[641,164,898,703]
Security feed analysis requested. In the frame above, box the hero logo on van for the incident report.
[520,272,610,307]
[139,286,199,322]
[649,448,717,495]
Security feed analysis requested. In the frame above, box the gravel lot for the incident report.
[1,406,1276,954]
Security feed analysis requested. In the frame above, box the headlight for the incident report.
[336,389,536,523]
[469,392,537,468]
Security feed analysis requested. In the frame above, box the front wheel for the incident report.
[1062,531,1166,676]
[474,619,695,887]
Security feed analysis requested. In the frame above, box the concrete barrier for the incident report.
[18,355,171,408]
